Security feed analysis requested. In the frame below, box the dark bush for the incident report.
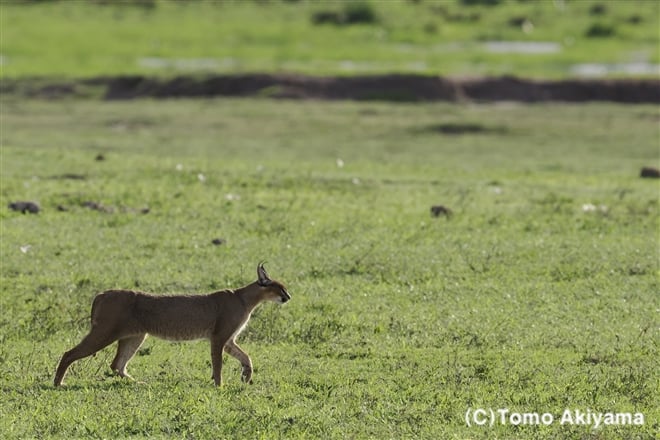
[585,22,616,37]
[343,1,377,24]
[508,16,528,27]
[589,3,607,16]
[460,0,502,5]
[92,0,156,8]
[423,22,438,34]
[640,167,660,179]
[428,5,480,22]
[312,11,343,25]
[312,1,377,26]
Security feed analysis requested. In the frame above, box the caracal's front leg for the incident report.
[224,339,253,384]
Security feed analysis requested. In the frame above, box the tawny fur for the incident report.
[54,263,290,387]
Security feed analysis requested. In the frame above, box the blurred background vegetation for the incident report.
[1,0,658,79]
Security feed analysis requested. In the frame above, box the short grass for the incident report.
[0,97,659,439]
[1,0,659,78]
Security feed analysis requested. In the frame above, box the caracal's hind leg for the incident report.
[54,329,118,386]
[110,334,147,379]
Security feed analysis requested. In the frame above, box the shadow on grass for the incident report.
[422,122,510,135]
[45,377,138,392]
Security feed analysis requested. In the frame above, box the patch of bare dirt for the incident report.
[2,74,658,103]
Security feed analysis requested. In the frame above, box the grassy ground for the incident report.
[0,97,658,438]
[1,0,659,79]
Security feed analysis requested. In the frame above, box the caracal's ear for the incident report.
[257,262,271,286]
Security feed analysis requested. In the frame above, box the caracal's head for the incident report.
[257,262,291,304]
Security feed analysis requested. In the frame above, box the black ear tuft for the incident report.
[257,262,271,285]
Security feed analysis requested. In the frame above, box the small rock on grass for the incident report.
[8,201,40,214]
[430,205,452,218]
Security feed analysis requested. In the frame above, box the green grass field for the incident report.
[1,0,659,78]
[1,1,658,438]
[0,97,658,438]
